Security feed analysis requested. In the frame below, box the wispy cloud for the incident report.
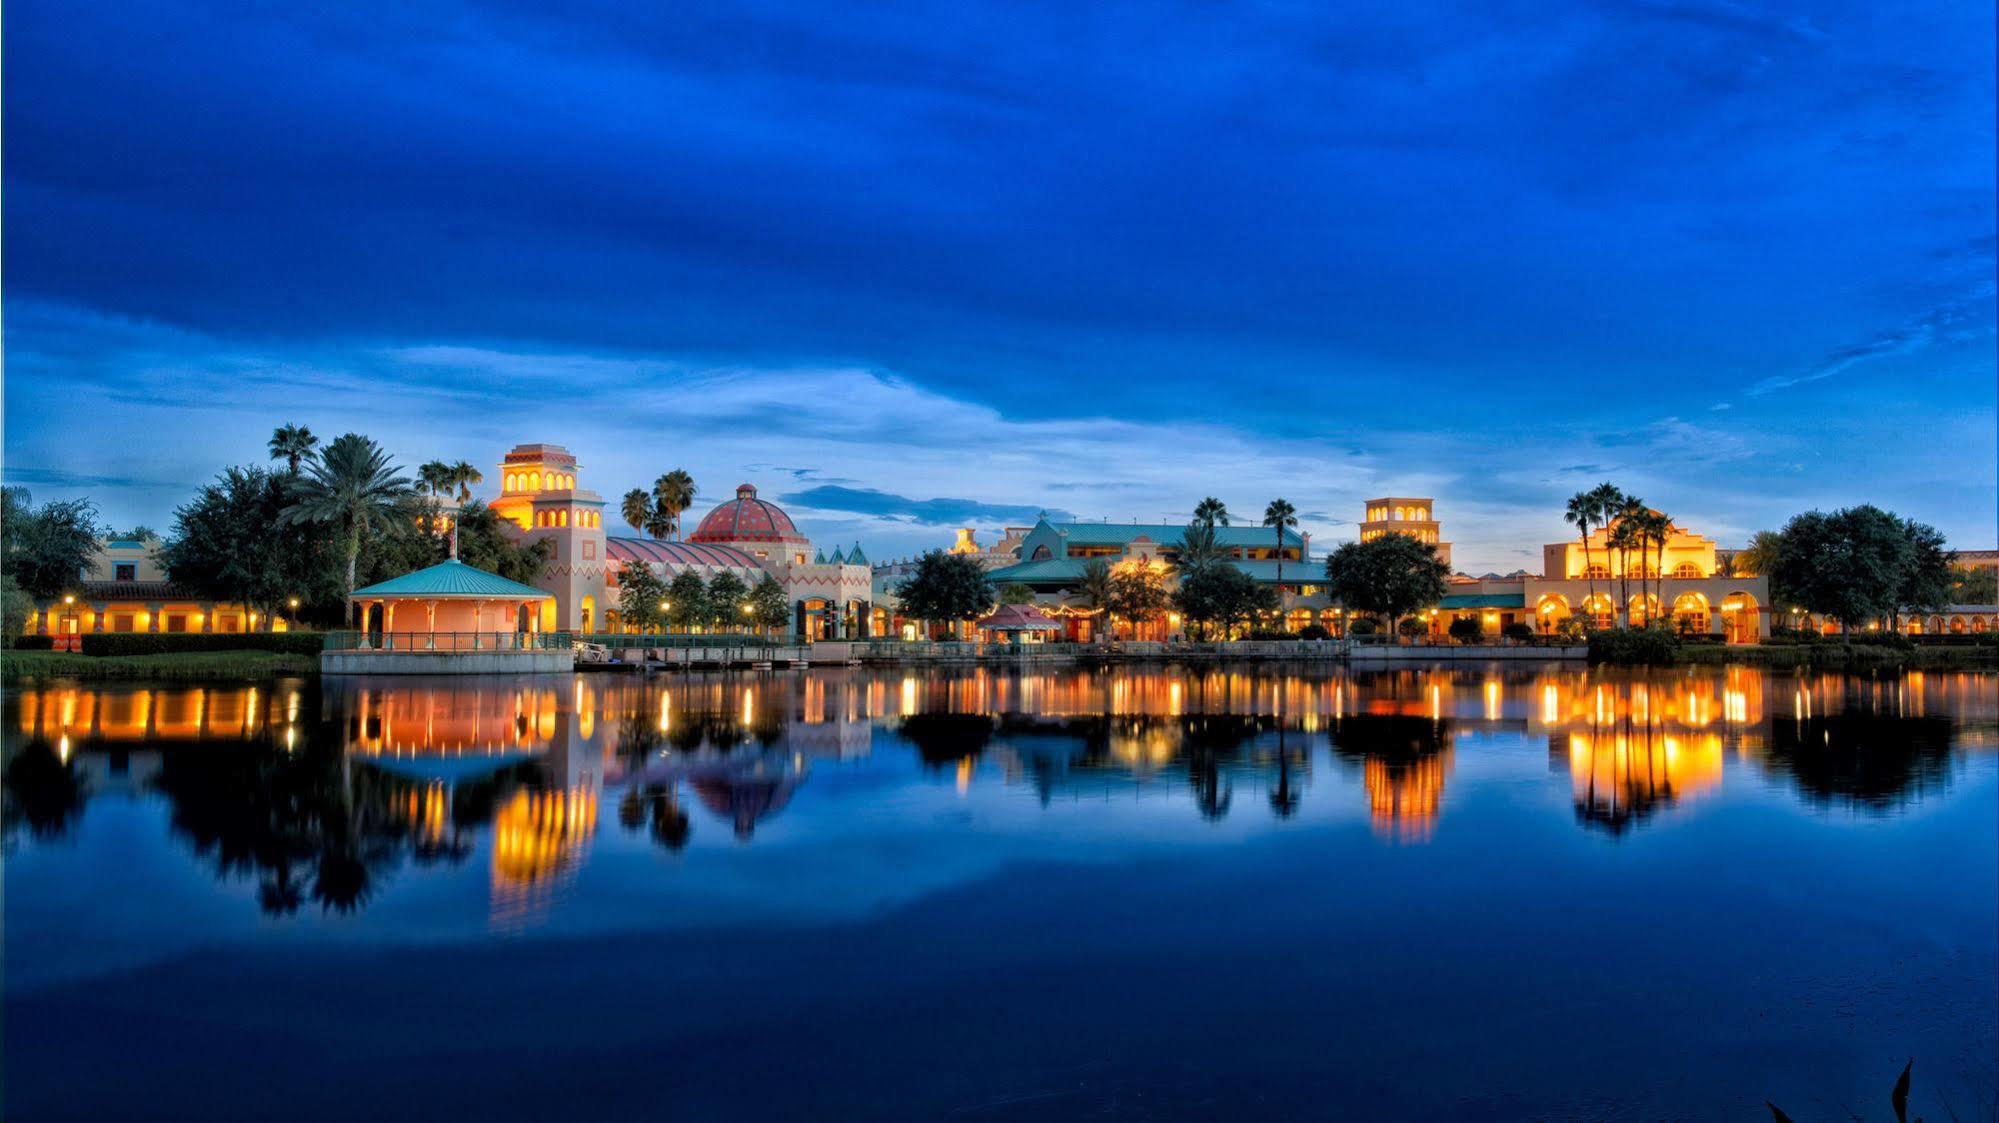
[781,486,1071,526]
[1748,279,1997,396]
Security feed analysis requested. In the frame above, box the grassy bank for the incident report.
[1,649,318,682]
[1675,642,1996,669]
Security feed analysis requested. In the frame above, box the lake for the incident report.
[5,665,1994,1121]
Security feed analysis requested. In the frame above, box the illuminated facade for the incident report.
[18,537,289,637]
[491,443,878,637]
[1360,497,1452,569]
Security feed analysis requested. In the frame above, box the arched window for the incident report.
[1672,563,1702,578]
[1584,563,1610,580]
[504,472,517,491]
[558,510,569,527]
[528,471,541,491]
[1031,545,1053,560]
[1393,507,1405,521]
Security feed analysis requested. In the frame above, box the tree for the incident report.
[2,572,34,634]
[1950,565,1997,605]
[447,462,482,504]
[1640,509,1672,613]
[161,467,294,629]
[1768,506,1909,632]
[895,550,995,636]
[268,424,319,475]
[665,570,709,631]
[1175,519,1228,577]
[455,500,551,585]
[998,581,1037,605]
[1,489,105,601]
[1262,498,1298,590]
[1323,535,1451,641]
[1194,497,1230,527]
[278,433,415,597]
[1733,530,1781,577]
[417,461,454,499]
[1891,517,1953,628]
[1174,564,1273,639]
[1106,564,1171,637]
[616,560,670,632]
[1564,490,1601,617]
[653,470,697,539]
[1078,558,1115,640]
[621,489,651,536]
[749,573,791,635]
[1447,616,1483,643]
[116,526,159,542]
[705,571,750,630]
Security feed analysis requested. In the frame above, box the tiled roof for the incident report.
[1055,522,1303,548]
[350,559,552,600]
[689,483,808,544]
[607,538,761,570]
[986,557,1318,587]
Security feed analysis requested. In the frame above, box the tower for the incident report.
[494,443,609,631]
[1360,497,1452,570]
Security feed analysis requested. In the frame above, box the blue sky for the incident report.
[5,0,1993,572]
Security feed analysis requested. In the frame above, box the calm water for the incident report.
[5,665,1995,1121]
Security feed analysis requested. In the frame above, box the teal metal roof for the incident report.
[1055,522,1302,548]
[350,559,553,600]
[1437,593,1526,610]
[985,559,1089,585]
[846,542,868,565]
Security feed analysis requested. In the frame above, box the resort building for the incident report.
[952,513,1324,641]
[491,444,881,638]
[1360,497,1452,569]
[17,536,294,636]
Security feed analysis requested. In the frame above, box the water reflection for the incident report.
[4,667,1993,921]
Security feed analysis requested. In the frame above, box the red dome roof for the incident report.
[688,483,808,545]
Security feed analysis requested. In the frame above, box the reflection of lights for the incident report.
[1542,683,1559,725]
[900,677,917,715]
[284,725,296,751]
[658,691,671,733]
[741,689,755,728]
[1483,680,1500,722]
[58,734,70,762]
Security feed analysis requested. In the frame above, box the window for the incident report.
[582,541,595,560]
[1672,563,1702,578]
[166,615,188,633]
[114,563,137,582]
[505,472,517,491]
[1583,563,1610,579]
[112,614,135,632]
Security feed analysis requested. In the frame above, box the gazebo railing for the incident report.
[324,630,573,652]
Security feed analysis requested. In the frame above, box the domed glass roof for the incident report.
[688,483,808,545]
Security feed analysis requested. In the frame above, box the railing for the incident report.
[566,632,786,649]
[856,639,1352,660]
[323,630,574,653]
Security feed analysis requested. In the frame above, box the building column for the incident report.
[92,602,109,632]
[146,602,163,632]
[425,600,438,650]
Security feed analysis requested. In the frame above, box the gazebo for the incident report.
[975,603,1063,644]
[345,559,554,653]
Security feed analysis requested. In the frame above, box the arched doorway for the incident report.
[579,595,595,634]
[1671,592,1709,636]
[1627,593,1660,627]
[1536,594,1571,634]
[1580,594,1616,631]
[1720,592,1759,644]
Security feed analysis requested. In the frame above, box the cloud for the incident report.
[1747,279,1998,395]
[780,486,1071,526]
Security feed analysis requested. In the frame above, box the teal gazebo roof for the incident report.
[349,559,553,601]
[1437,593,1527,610]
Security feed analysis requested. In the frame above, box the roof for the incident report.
[689,482,808,545]
[1053,521,1303,548]
[1437,593,1527,610]
[846,542,869,565]
[76,580,197,601]
[976,603,1062,631]
[350,559,553,600]
[986,557,1317,587]
[607,537,761,570]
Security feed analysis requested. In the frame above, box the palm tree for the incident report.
[1564,490,1599,616]
[279,433,415,597]
[621,489,650,535]
[1607,497,1645,622]
[1194,497,1230,527]
[1176,520,1226,577]
[268,424,319,475]
[447,462,482,504]
[653,470,696,539]
[416,460,453,499]
[1079,558,1115,643]
[1262,498,1298,595]
[1733,530,1781,577]
[1642,509,1672,614]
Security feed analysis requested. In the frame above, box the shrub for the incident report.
[79,632,324,657]
[1296,623,1331,641]
[1243,628,1294,641]
[1348,618,1380,636]
[1501,621,1534,641]
[1587,625,1681,665]
[1446,617,1483,643]
[1397,617,1427,637]
[7,634,55,650]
